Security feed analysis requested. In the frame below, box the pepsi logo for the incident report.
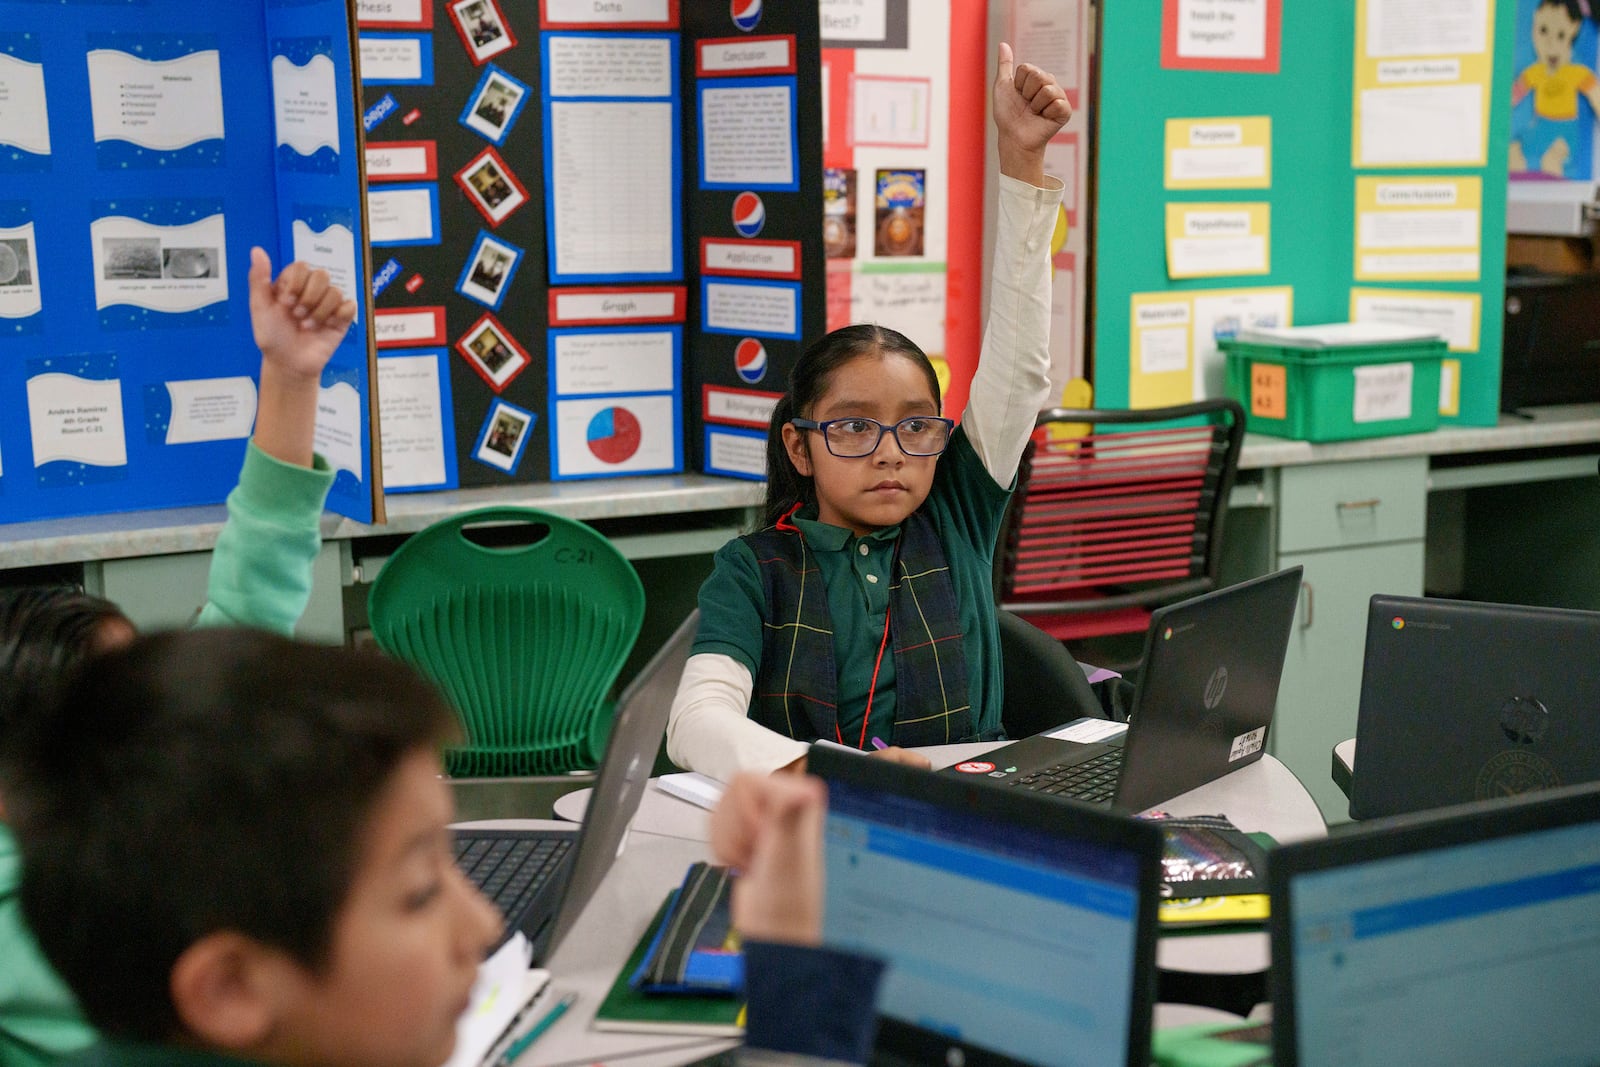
[735,338,768,384]
[732,191,766,237]
[731,0,762,32]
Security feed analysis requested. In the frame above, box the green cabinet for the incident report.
[1268,456,1428,822]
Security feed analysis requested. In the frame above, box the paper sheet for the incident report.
[314,380,364,481]
[1165,117,1271,189]
[90,213,228,314]
[377,354,449,489]
[1350,288,1479,352]
[163,377,257,445]
[547,34,672,97]
[700,81,796,187]
[555,394,677,477]
[27,372,128,468]
[553,329,676,395]
[86,47,224,150]
[0,51,52,155]
[292,218,360,322]
[549,100,675,278]
[0,223,42,320]
[272,52,341,160]
[441,933,549,1067]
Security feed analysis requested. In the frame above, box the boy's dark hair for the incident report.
[0,585,128,752]
[762,323,942,527]
[1,628,460,1043]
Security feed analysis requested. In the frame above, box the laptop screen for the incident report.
[1282,815,1600,1065]
[821,776,1146,1067]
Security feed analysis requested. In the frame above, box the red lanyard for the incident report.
[837,604,892,749]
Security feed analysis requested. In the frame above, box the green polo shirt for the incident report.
[60,1039,264,1067]
[695,426,1011,744]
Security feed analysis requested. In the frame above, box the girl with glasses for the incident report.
[668,45,1070,780]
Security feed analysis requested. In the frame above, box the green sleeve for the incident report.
[0,826,95,1066]
[691,537,765,678]
[194,443,335,635]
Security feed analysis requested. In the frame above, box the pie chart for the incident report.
[587,406,641,464]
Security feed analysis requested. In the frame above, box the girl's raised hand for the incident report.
[993,41,1072,184]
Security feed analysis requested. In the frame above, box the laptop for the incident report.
[1268,781,1600,1067]
[945,567,1302,813]
[808,745,1162,1067]
[1349,595,1600,820]
[453,609,696,962]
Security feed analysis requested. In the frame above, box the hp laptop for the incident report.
[809,745,1162,1067]
[1349,595,1600,819]
[945,567,1302,813]
[453,609,696,962]
[1269,781,1600,1067]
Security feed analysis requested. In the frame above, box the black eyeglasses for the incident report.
[790,416,955,458]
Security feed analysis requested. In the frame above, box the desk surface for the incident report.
[5,405,1599,569]
[553,745,1325,980]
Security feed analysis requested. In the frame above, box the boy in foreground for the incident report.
[2,629,503,1067]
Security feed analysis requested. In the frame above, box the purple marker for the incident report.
[870,736,889,750]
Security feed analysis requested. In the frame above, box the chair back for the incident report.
[996,609,1107,736]
[996,399,1244,628]
[367,507,645,776]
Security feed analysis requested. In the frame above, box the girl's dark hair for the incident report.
[0,585,129,751]
[762,323,942,527]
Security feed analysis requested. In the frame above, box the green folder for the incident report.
[592,895,746,1037]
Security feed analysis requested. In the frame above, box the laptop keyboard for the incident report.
[453,832,573,922]
[1011,749,1125,802]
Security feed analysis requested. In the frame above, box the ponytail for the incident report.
[762,394,811,528]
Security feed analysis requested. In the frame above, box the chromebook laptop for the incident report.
[809,745,1162,1067]
[1349,595,1600,820]
[945,567,1302,813]
[453,609,696,962]
[1269,781,1600,1067]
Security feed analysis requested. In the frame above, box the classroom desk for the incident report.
[466,795,1260,1067]
[552,745,1326,980]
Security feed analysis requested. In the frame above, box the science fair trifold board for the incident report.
[360,0,823,487]
[0,0,379,525]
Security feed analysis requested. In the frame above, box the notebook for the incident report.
[808,745,1163,1067]
[944,567,1302,813]
[1268,781,1600,1067]
[454,609,696,962]
[1349,594,1600,819]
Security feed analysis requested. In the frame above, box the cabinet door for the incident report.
[1272,542,1424,823]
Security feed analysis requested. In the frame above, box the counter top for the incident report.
[1238,403,1600,469]
[0,472,764,569]
[5,405,1598,570]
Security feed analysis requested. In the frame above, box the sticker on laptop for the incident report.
[1045,719,1130,744]
[953,761,995,774]
[1228,727,1267,763]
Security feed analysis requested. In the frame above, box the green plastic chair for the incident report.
[367,507,645,777]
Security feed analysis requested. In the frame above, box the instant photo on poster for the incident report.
[454,146,528,225]
[459,64,529,144]
[473,397,534,472]
[456,312,530,389]
[455,230,523,309]
[448,0,516,64]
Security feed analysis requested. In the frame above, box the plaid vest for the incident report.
[743,509,974,747]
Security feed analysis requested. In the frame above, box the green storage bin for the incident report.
[1221,327,1447,443]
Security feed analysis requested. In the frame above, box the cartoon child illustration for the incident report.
[1511,0,1600,178]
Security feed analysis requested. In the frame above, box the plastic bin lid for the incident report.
[1231,322,1444,349]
